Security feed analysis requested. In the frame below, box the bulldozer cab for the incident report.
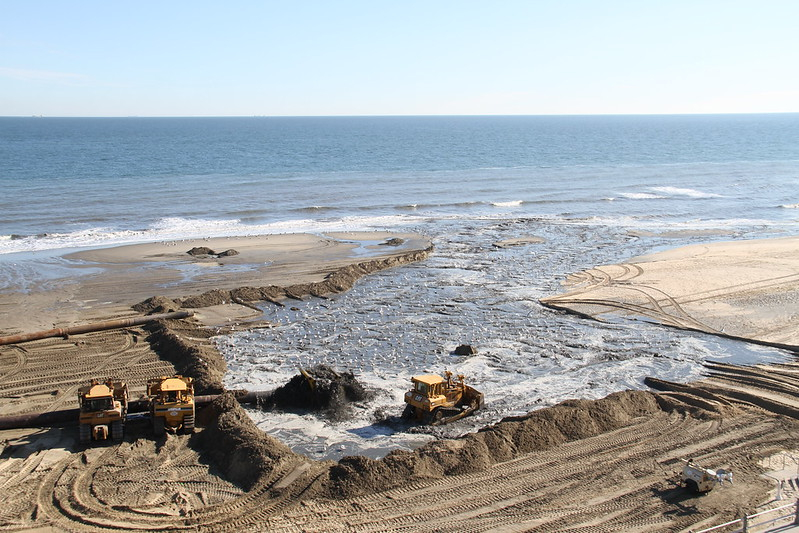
[79,380,126,412]
[411,375,444,398]
[82,396,114,412]
[149,376,191,403]
[148,375,195,435]
[77,379,128,443]
[410,373,466,401]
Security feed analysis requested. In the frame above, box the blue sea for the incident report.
[2,115,798,457]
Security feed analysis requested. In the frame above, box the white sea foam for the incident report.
[491,200,524,207]
[0,214,423,255]
[650,186,723,198]
[780,203,799,209]
[620,192,666,200]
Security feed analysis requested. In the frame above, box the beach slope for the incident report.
[541,236,799,350]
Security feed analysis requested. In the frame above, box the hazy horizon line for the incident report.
[3,111,798,119]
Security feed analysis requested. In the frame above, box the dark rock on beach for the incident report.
[453,344,477,356]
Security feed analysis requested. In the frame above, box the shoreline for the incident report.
[0,231,432,335]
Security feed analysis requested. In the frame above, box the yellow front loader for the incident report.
[77,379,128,443]
[147,375,195,435]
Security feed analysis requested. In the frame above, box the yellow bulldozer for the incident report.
[403,371,484,425]
[147,375,195,435]
[77,379,128,443]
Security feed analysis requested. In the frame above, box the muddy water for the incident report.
[220,218,792,460]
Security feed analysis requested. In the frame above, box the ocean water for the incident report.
[2,115,798,458]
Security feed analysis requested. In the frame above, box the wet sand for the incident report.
[0,232,431,334]
[1,233,799,531]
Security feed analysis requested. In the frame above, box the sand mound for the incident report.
[174,248,432,310]
[142,319,226,394]
[260,365,374,421]
[197,393,297,490]
[187,246,216,256]
[133,295,182,314]
[326,390,665,498]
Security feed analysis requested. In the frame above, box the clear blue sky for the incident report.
[1,1,797,116]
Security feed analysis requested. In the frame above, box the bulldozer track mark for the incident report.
[544,268,799,346]
[674,272,799,307]
[545,264,722,334]
[546,295,721,334]
[29,439,213,530]
[0,329,174,417]
[260,411,790,532]
[623,284,715,331]
[343,411,693,517]
[187,460,329,532]
[0,347,28,382]
[20,410,785,533]
[0,449,47,490]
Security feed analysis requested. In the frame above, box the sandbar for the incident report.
[0,232,431,335]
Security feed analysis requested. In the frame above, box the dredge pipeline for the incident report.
[0,310,194,346]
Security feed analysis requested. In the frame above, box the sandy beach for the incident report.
[1,233,798,531]
[0,231,431,334]
[541,235,799,350]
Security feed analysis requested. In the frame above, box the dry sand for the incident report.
[1,233,799,532]
[541,235,799,350]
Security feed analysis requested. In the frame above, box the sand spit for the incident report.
[0,232,432,335]
[2,233,799,531]
[541,235,799,350]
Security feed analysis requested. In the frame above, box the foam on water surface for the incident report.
[221,218,794,460]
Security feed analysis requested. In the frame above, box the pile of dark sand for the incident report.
[197,393,296,490]
[260,365,374,421]
[134,246,432,312]
[140,317,226,394]
[326,390,671,498]
[186,246,239,257]
[133,295,182,314]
